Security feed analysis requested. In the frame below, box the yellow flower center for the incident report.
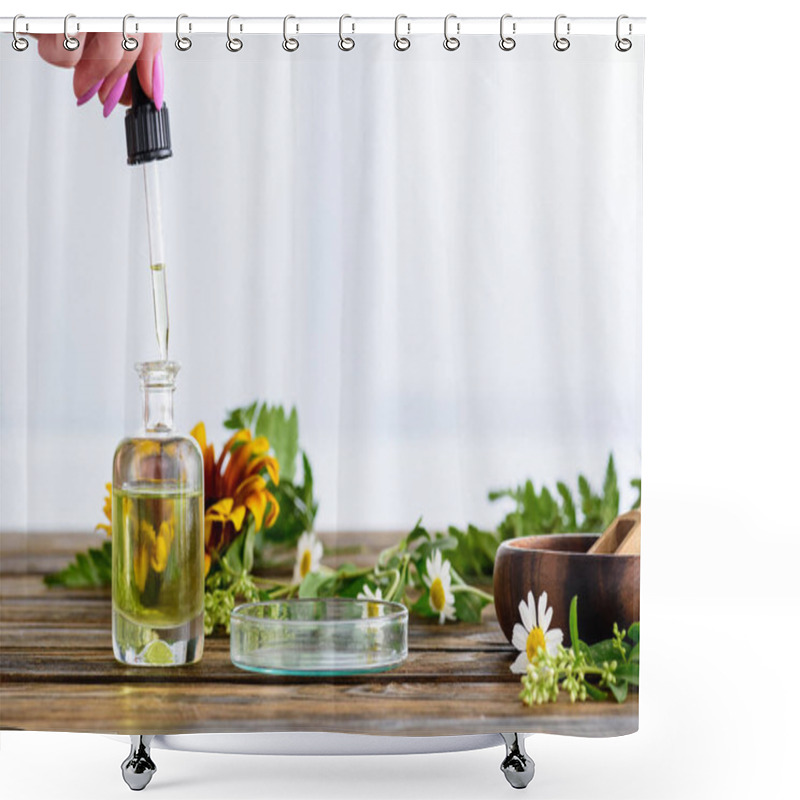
[526,627,547,662]
[299,549,312,579]
[430,577,446,612]
[367,602,381,618]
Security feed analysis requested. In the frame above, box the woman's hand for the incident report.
[34,32,163,117]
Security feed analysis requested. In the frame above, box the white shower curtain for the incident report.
[0,33,643,534]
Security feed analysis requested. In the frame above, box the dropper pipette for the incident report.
[124,66,173,362]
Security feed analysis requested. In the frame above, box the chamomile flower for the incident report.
[357,584,384,617]
[510,590,563,674]
[423,549,456,624]
[293,531,323,583]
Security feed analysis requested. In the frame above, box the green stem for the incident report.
[451,585,494,602]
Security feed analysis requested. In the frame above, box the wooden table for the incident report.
[0,532,637,738]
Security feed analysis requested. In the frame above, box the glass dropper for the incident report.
[124,66,173,363]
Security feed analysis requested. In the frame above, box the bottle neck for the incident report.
[142,386,175,433]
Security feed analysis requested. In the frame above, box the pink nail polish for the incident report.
[77,78,104,107]
[103,73,128,118]
[152,50,164,110]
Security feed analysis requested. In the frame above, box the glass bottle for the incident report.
[112,362,204,666]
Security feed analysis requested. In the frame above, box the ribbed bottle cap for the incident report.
[125,66,172,165]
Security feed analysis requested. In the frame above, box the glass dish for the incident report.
[230,599,408,676]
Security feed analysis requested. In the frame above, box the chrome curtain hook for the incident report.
[12,14,29,51]
[553,14,570,52]
[615,14,632,51]
[176,14,192,51]
[499,14,516,51]
[226,15,243,52]
[443,14,460,51]
[283,15,299,52]
[122,14,139,51]
[394,14,410,51]
[63,14,80,51]
[338,14,355,51]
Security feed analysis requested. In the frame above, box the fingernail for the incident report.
[103,73,128,118]
[77,79,104,107]
[152,50,164,110]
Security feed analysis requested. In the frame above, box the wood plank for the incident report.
[0,647,521,684]
[0,681,638,737]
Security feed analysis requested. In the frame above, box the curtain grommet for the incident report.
[282,15,299,52]
[443,14,460,51]
[176,14,192,51]
[226,15,243,52]
[122,14,139,51]
[499,14,516,51]
[394,15,411,51]
[63,14,80,51]
[615,15,632,51]
[338,14,355,51]
[553,14,571,52]
[12,14,29,51]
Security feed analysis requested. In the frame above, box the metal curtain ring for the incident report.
[226,15,243,51]
[12,14,29,51]
[122,14,139,51]
[443,14,460,51]
[394,14,410,51]
[63,14,80,51]
[283,15,299,52]
[176,14,192,51]
[499,14,516,51]
[338,14,355,51]
[553,14,570,52]
[615,14,632,51]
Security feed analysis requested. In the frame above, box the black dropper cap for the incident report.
[124,66,172,165]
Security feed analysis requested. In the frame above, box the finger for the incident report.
[35,32,87,68]
[72,33,126,101]
[135,34,163,107]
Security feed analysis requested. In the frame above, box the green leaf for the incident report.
[556,482,578,530]
[588,639,630,664]
[630,478,641,510]
[608,679,629,703]
[411,592,436,619]
[255,404,299,483]
[627,622,640,643]
[615,661,639,685]
[298,571,333,598]
[584,683,608,701]
[224,400,258,430]
[453,591,490,624]
[44,540,112,588]
[569,595,580,648]
[629,643,639,662]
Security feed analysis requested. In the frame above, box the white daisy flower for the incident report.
[510,590,563,674]
[357,584,384,618]
[422,549,456,624]
[293,531,323,583]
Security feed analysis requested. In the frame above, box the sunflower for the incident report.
[191,423,280,576]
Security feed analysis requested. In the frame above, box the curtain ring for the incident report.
[63,14,80,51]
[175,14,192,51]
[615,15,632,52]
[283,15,299,52]
[122,14,139,51]
[12,14,29,51]
[226,15,243,52]
[338,14,355,51]
[553,14,570,52]
[443,14,460,51]
[499,14,516,51]
[394,14,410,51]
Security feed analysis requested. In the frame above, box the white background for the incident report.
[1,1,799,799]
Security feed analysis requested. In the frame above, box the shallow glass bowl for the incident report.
[229,598,408,676]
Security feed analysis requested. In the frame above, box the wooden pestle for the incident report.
[587,509,641,555]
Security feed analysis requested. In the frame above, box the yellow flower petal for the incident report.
[244,489,267,529]
[190,422,207,451]
[229,504,247,532]
[264,494,280,528]
[150,535,169,573]
[95,523,112,537]
[134,543,150,593]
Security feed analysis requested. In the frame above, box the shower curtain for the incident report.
[0,23,643,740]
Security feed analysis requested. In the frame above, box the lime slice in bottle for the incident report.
[143,639,174,665]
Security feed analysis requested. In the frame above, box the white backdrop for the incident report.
[0,32,642,533]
